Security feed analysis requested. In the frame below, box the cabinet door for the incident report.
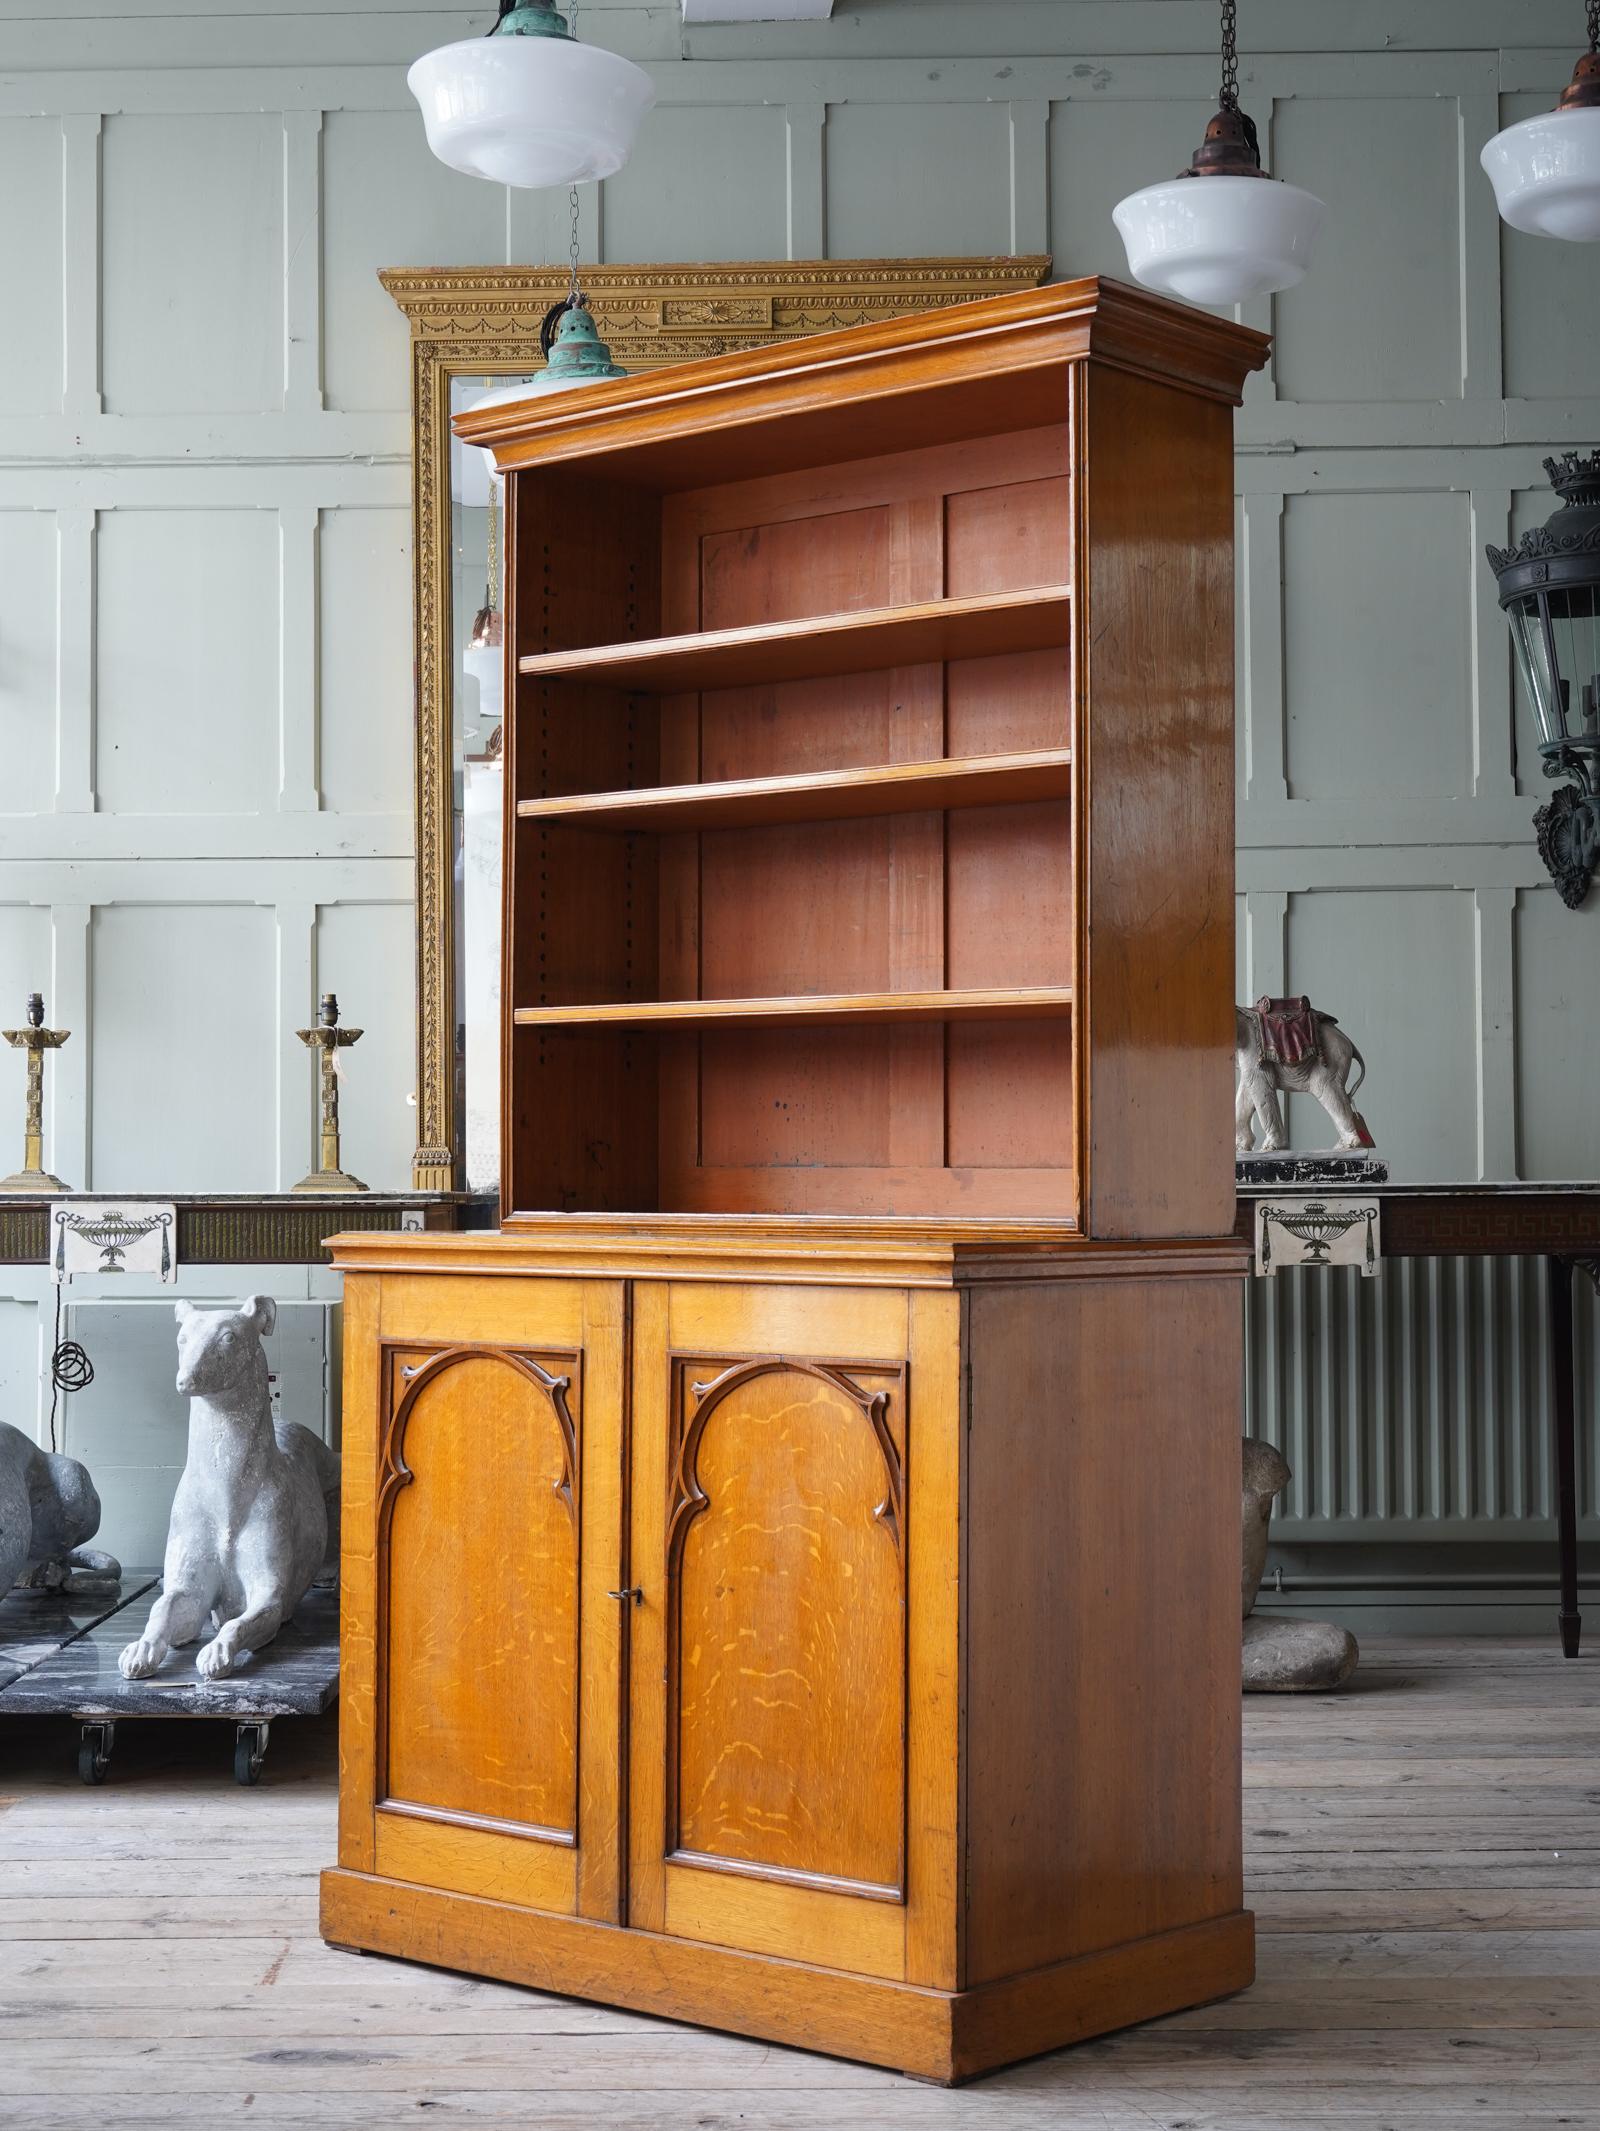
[627,1280,960,1984]
[338,1273,626,1922]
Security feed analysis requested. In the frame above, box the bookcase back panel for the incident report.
[693,675,900,781]
[668,1012,1075,1211]
[946,1023,1075,1170]
[671,427,1067,582]
[507,1029,659,1212]
[946,647,1069,754]
[699,820,894,999]
[516,684,660,801]
[499,423,1079,1217]
[696,1026,897,1169]
[946,800,1073,991]
[647,425,1074,1210]
[658,1139,1076,1217]
[701,505,893,629]
[657,431,1070,710]
[508,820,657,1008]
[944,474,1071,597]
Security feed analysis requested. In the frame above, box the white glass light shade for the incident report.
[454,381,538,505]
[1481,107,1600,240]
[408,33,655,188]
[463,640,504,727]
[1112,175,1325,305]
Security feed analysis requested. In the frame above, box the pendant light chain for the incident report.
[1219,0,1240,112]
[485,478,500,612]
[1590,0,1599,53]
[565,0,584,311]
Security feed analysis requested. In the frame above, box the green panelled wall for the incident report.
[0,2,1594,1605]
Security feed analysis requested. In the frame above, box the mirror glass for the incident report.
[450,371,539,1195]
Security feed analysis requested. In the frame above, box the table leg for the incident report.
[1548,1255,1582,1659]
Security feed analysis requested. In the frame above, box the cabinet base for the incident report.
[320,1867,1253,2083]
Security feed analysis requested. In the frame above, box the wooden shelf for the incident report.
[515,585,1071,696]
[513,987,1074,1031]
[515,749,1072,834]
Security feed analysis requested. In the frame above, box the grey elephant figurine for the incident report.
[1235,994,1374,1155]
[0,1420,121,1597]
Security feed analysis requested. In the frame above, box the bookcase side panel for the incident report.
[960,1269,1248,1989]
[1074,367,1238,1241]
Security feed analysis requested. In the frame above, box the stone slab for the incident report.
[0,1573,158,1692]
[0,1581,339,1719]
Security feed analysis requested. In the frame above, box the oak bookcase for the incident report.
[322,278,1271,2082]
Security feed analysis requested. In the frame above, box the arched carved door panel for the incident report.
[351,1277,629,1924]
[626,1279,953,1985]
[667,1357,906,1896]
[381,1345,581,1835]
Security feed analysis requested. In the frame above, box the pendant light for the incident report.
[409,0,655,189]
[1482,1,1600,241]
[1113,0,1324,306]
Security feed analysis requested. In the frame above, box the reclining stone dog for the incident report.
[0,1420,120,1597]
[119,1295,340,1681]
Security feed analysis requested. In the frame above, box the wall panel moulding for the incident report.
[682,0,833,18]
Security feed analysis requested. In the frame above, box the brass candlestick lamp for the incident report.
[0,994,71,1193]
[292,993,368,1194]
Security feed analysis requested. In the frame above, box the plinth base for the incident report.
[289,1169,368,1195]
[320,1869,1254,2084]
[0,1167,70,1194]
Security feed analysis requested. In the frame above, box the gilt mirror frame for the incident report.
[382,256,1052,1191]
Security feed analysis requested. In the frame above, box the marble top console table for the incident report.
[1234,1182,1600,1658]
[0,1191,487,1267]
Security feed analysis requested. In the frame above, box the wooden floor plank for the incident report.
[2,1636,1598,2123]
[1255,1888,1600,1931]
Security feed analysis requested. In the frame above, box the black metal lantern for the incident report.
[1486,451,1600,908]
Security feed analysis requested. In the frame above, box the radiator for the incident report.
[1244,1257,1599,1537]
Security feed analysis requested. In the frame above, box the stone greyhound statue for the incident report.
[119,1296,340,1682]
[1235,994,1374,1155]
[0,1421,120,1597]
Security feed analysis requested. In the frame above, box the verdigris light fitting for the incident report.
[1486,452,1600,909]
[1113,0,1324,305]
[1482,0,1600,240]
[409,0,655,188]
[528,298,630,394]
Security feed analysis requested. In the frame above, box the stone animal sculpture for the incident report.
[1241,1435,1357,1691]
[119,1296,340,1681]
[0,1420,120,1597]
[1236,994,1373,1155]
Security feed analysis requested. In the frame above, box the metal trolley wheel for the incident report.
[77,1721,115,1785]
[234,1721,271,1786]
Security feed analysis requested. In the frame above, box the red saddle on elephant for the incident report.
[1254,994,1320,1068]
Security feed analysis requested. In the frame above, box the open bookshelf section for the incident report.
[505,423,1081,1221]
[516,584,1070,694]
